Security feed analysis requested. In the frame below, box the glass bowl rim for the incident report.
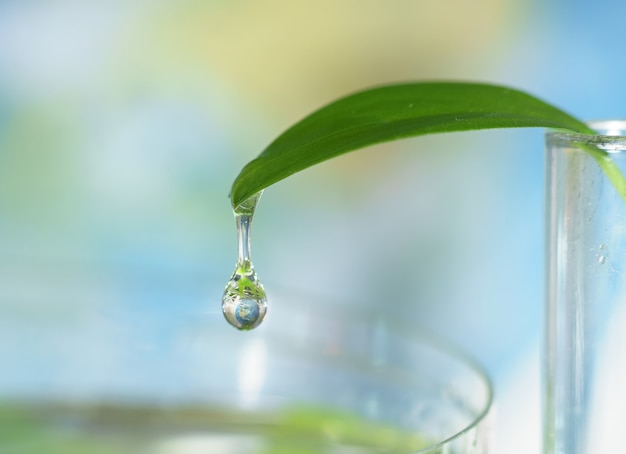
[270,292,495,453]
[391,323,493,452]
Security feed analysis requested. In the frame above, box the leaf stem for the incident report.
[579,142,626,204]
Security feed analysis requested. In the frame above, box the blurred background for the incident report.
[1,0,625,453]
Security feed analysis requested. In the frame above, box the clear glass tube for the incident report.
[545,121,626,454]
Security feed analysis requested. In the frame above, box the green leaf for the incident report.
[230,81,595,209]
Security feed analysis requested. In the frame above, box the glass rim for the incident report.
[403,324,493,452]
[546,120,626,145]
[261,284,494,452]
[289,294,494,452]
[269,318,495,453]
[546,120,626,154]
[411,339,493,452]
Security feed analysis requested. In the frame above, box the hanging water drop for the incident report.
[222,192,268,330]
[222,265,267,330]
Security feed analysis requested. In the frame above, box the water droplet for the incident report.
[222,192,268,330]
[222,265,267,330]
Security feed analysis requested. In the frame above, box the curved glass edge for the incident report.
[264,288,494,454]
[348,317,494,454]
[410,328,493,453]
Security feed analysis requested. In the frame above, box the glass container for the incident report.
[1,278,492,453]
[545,121,626,454]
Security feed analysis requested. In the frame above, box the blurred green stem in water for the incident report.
[0,402,435,453]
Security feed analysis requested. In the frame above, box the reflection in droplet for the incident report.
[222,265,267,330]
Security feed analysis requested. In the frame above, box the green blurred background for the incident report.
[1,1,625,452]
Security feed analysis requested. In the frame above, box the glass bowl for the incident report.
[1,276,492,453]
